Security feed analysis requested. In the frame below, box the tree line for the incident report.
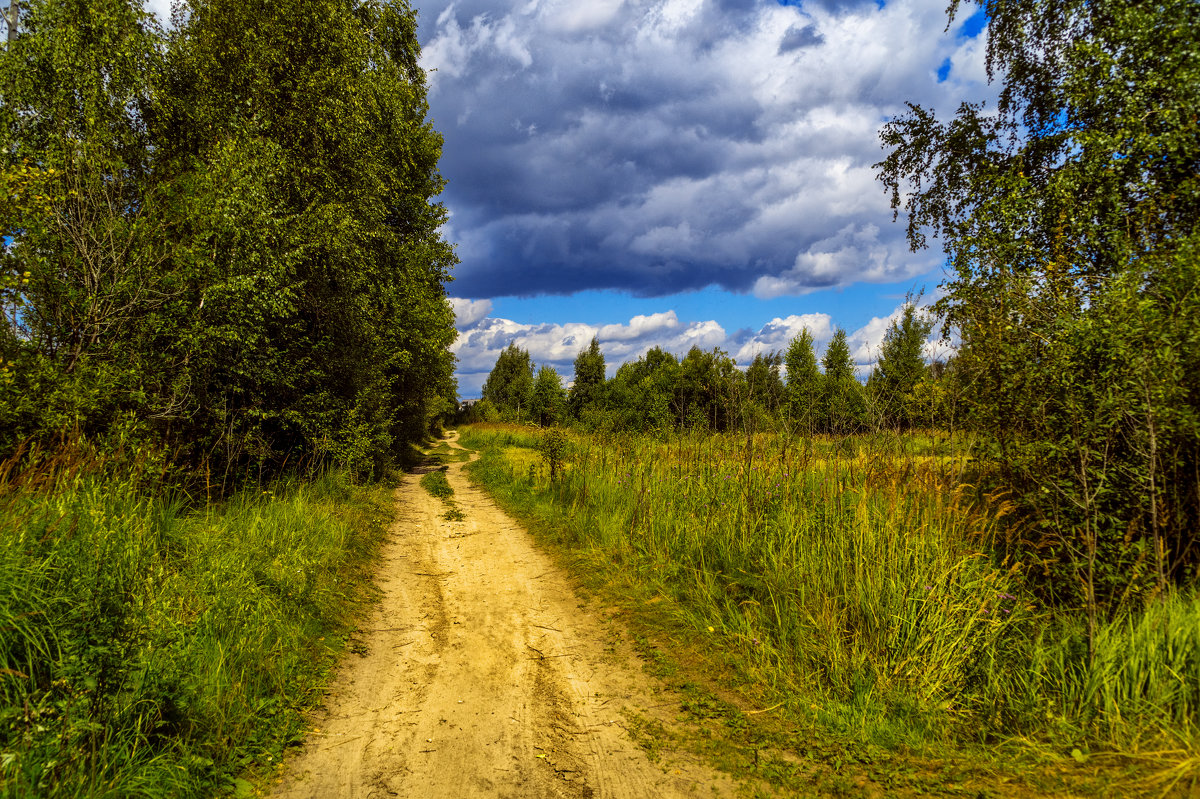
[472,300,940,436]
[0,0,458,486]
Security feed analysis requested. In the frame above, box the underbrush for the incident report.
[459,423,1200,791]
[0,455,393,797]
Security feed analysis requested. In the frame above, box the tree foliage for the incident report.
[744,351,784,426]
[481,343,533,421]
[676,346,739,432]
[784,330,821,430]
[868,300,934,429]
[606,347,679,433]
[530,365,567,427]
[877,0,1200,602]
[0,0,458,483]
[820,330,867,435]
[568,336,605,420]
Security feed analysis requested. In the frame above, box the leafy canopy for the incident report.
[876,0,1200,599]
[0,0,459,482]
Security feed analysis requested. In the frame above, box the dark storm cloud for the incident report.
[779,23,824,51]
[418,0,992,299]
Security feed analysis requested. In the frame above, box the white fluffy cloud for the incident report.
[732,313,834,364]
[448,297,494,329]
[450,305,728,395]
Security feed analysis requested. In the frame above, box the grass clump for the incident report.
[420,465,465,521]
[420,467,454,500]
[0,455,392,798]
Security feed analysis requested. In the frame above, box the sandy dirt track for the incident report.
[271,433,734,798]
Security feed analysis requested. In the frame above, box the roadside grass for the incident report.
[0,451,393,798]
[458,423,1200,796]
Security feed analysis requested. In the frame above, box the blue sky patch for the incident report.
[958,6,988,38]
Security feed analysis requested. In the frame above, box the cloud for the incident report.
[418,0,994,300]
[778,23,824,53]
[448,297,494,328]
[143,0,171,19]
[731,313,834,363]
[449,293,952,396]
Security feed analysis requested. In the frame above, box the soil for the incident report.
[270,432,736,798]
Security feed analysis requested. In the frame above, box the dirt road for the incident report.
[271,433,734,798]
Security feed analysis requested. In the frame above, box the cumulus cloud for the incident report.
[449,294,952,396]
[731,313,834,364]
[419,0,992,299]
[448,297,494,329]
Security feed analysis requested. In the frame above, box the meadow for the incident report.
[460,423,1200,792]
[0,450,393,797]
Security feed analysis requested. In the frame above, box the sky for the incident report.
[145,0,992,397]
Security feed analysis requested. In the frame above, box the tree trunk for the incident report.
[7,0,18,44]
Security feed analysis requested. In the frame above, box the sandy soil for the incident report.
[271,433,734,798]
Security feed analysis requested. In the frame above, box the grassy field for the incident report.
[0,451,394,797]
[459,423,1200,796]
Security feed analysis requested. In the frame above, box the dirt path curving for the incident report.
[271,432,735,798]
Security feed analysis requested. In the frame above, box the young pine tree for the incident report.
[784,330,821,431]
[568,337,605,420]
[869,301,934,429]
[820,329,866,434]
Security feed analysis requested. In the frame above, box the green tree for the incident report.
[742,351,784,432]
[876,0,1200,604]
[529,365,567,427]
[784,330,821,431]
[0,0,459,482]
[0,0,176,448]
[745,352,784,417]
[482,344,533,421]
[568,336,605,420]
[676,346,738,432]
[820,330,866,435]
[158,0,458,477]
[868,300,934,429]
[607,347,679,433]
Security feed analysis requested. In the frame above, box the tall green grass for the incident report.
[460,424,1200,761]
[0,457,392,797]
